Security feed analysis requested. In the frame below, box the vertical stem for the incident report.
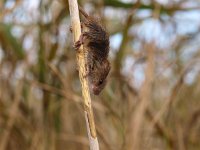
[128,43,155,149]
[0,80,23,150]
[67,1,99,149]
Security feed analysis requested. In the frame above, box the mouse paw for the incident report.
[73,40,82,50]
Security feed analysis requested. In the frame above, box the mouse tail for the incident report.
[78,6,89,18]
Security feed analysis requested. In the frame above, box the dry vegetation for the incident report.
[0,0,200,150]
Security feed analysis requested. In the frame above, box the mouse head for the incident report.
[89,60,110,95]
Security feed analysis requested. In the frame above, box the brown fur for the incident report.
[75,6,110,95]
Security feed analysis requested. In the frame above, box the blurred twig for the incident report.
[114,2,140,73]
[184,108,200,149]
[151,58,200,128]
[0,80,23,150]
[127,43,155,149]
[146,109,175,147]
[104,0,200,14]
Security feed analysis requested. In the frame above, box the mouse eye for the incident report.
[98,80,103,85]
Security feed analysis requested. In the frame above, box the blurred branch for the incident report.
[127,43,155,149]
[0,80,23,150]
[0,23,25,60]
[184,108,200,148]
[0,0,22,20]
[146,109,175,147]
[151,67,185,128]
[104,0,135,8]
[150,58,200,132]
[96,126,113,150]
[59,134,89,146]
[114,3,140,73]
[33,81,81,103]
[104,0,200,14]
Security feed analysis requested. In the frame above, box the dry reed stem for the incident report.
[67,1,99,149]
[146,109,174,147]
[128,43,155,150]
[0,80,23,150]
[150,59,198,128]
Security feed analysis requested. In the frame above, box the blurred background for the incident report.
[0,0,200,150]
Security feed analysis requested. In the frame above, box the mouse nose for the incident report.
[91,85,100,95]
